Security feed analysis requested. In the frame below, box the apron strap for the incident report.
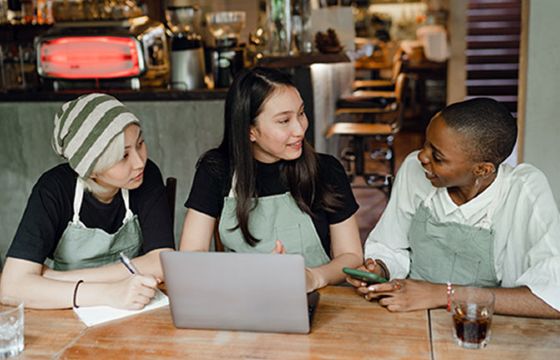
[72,179,85,224]
[422,188,438,207]
[227,173,237,198]
[121,188,133,224]
[72,178,133,225]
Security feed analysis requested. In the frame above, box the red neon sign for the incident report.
[39,36,143,79]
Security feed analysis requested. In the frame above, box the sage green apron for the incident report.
[408,188,500,287]
[218,176,331,268]
[48,178,143,271]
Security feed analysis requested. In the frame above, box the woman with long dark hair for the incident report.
[180,67,362,292]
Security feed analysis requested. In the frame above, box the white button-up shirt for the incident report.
[365,151,560,311]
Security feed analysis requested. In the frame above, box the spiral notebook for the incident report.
[73,289,169,327]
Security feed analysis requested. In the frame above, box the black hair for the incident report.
[207,67,342,246]
[439,97,517,166]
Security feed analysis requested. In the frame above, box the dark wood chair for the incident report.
[165,177,177,229]
[326,73,409,195]
[166,176,224,251]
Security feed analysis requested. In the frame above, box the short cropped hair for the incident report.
[439,97,517,166]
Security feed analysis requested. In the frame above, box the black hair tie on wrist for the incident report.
[73,280,84,308]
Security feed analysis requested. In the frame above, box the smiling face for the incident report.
[417,115,480,189]
[92,124,147,194]
[249,85,308,163]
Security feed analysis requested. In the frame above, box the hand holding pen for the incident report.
[110,252,158,310]
[119,252,141,275]
[120,251,162,284]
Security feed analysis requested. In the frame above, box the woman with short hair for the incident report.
[0,93,175,309]
[349,98,560,318]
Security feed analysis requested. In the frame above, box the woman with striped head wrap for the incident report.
[1,94,175,310]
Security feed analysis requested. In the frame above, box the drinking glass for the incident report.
[451,287,495,349]
[0,299,24,358]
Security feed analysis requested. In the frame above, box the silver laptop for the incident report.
[160,251,319,334]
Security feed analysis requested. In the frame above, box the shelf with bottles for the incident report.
[0,16,52,91]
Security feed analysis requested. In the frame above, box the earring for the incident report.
[475,177,481,188]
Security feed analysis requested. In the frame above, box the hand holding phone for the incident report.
[343,267,388,284]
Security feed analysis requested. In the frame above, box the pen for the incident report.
[119,252,140,275]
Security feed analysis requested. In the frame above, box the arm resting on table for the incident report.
[424,282,560,318]
[41,248,174,282]
[307,215,363,291]
[0,257,159,310]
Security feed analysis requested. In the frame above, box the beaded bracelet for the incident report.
[73,280,84,308]
[446,282,453,312]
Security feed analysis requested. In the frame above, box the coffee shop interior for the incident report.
[0,0,559,358]
[1,0,557,248]
[0,0,558,249]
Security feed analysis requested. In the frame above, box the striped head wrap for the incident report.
[52,93,140,178]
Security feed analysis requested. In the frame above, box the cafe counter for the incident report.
[0,88,228,102]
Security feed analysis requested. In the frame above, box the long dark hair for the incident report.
[216,67,341,246]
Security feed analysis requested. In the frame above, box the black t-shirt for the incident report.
[185,151,359,254]
[7,159,175,264]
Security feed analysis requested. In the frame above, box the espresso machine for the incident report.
[166,1,205,90]
[36,16,170,90]
[205,11,245,88]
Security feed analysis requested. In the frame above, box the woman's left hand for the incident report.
[357,279,446,312]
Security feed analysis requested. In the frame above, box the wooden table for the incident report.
[430,309,560,360]
[17,287,560,359]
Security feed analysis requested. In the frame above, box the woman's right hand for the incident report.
[106,274,159,310]
[271,240,286,254]
[346,258,385,289]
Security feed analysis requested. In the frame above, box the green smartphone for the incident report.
[343,267,388,284]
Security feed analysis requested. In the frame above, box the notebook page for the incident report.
[73,289,169,327]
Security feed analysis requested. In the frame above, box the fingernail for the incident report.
[368,285,378,292]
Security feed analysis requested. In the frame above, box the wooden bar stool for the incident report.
[352,48,404,91]
[326,73,408,195]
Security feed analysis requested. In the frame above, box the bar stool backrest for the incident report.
[388,72,408,133]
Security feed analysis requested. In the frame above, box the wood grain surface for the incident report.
[59,287,431,359]
[18,286,560,359]
[18,287,428,359]
[430,308,560,360]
